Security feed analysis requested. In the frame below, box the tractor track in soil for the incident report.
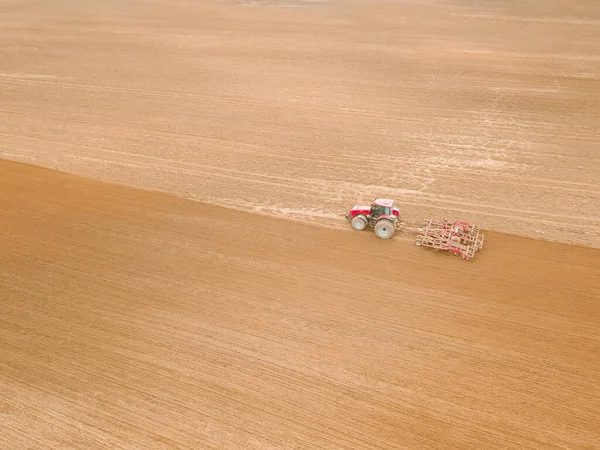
[1,130,599,237]
[1,159,600,449]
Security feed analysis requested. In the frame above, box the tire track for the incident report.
[2,128,599,194]
[2,132,600,243]
[6,147,599,234]
[0,78,434,125]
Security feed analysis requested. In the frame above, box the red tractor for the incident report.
[345,198,401,239]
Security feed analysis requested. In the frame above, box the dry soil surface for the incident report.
[1,0,599,247]
[2,159,600,449]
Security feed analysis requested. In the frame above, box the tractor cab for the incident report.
[370,199,395,219]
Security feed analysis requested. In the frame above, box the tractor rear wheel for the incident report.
[374,219,395,239]
[351,214,368,231]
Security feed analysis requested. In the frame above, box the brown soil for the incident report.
[1,0,599,247]
[2,159,599,449]
[2,0,600,447]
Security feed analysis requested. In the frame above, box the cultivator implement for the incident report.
[410,219,484,261]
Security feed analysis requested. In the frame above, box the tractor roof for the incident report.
[374,198,394,207]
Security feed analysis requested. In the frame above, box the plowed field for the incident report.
[2,159,599,449]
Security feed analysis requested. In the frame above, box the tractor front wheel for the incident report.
[374,219,395,239]
[351,214,368,231]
